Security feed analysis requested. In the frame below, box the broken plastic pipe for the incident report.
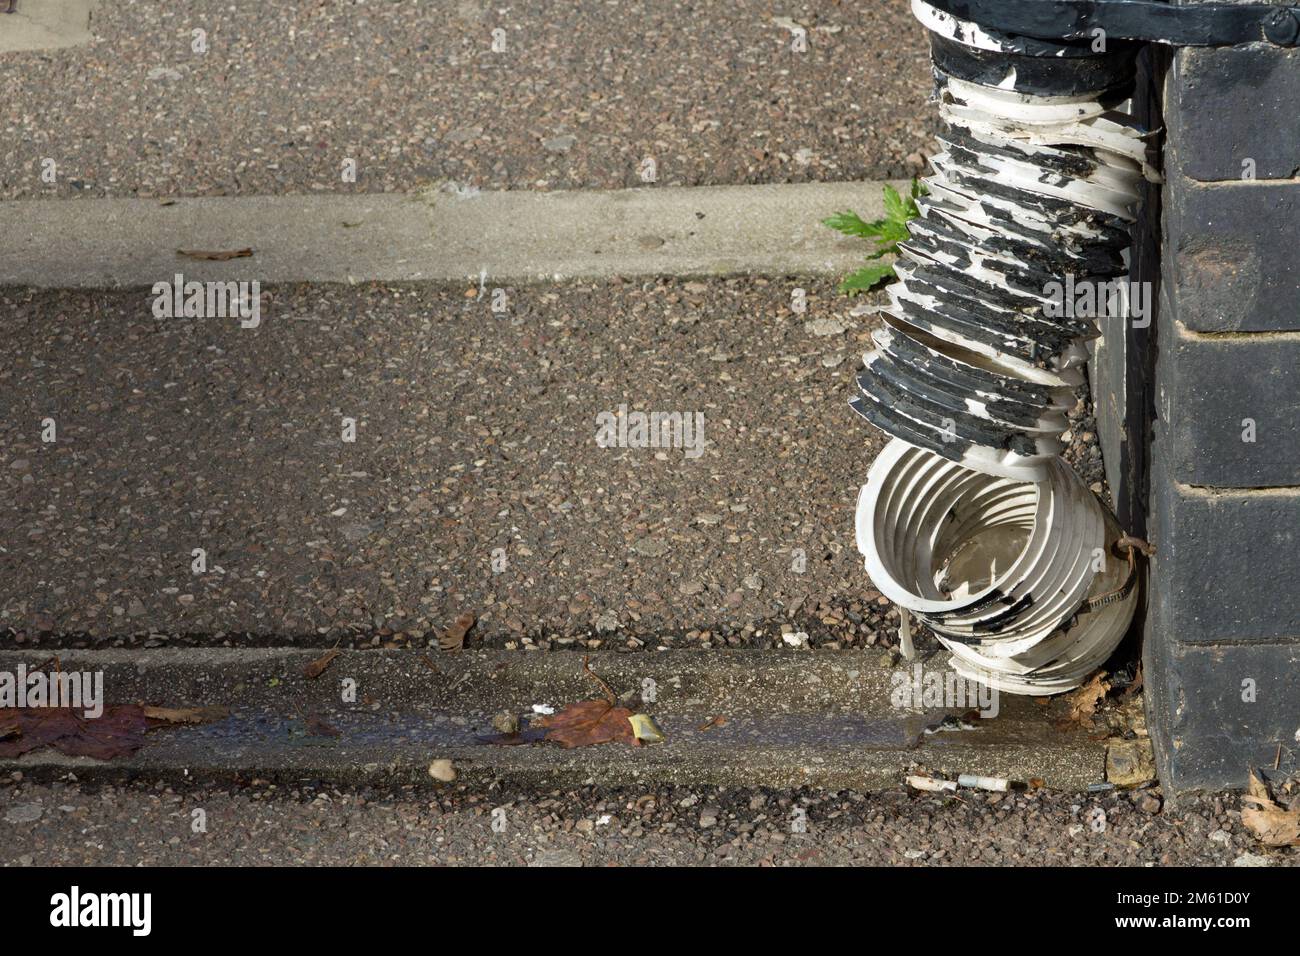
[850,1,1148,694]
[857,439,1139,694]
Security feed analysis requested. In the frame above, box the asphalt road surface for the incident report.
[1,776,1285,867]
[0,277,1104,651]
[0,0,935,198]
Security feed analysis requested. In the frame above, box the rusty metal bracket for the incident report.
[927,0,1300,47]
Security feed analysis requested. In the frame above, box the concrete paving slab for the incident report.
[0,1,96,53]
[0,181,903,287]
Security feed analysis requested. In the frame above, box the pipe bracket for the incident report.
[926,0,1300,47]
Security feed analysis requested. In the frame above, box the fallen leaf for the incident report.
[697,715,728,732]
[438,612,476,651]
[0,706,148,760]
[142,705,230,724]
[304,715,341,738]
[302,648,340,679]
[533,699,638,749]
[1242,769,1300,847]
[1064,671,1111,723]
[628,713,665,743]
[0,703,227,760]
[176,247,254,261]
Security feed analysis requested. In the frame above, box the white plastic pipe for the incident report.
[856,439,1138,695]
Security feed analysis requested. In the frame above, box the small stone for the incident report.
[594,609,620,633]
[1137,793,1163,814]
[4,803,43,824]
[543,134,577,153]
[427,759,456,782]
[631,537,670,557]
[804,317,848,337]
[1106,737,1156,787]
[444,126,483,144]
[491,711,519,734]
[699,809,719,828]
[1232,852,1273,868]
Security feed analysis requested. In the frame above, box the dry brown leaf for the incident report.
[304,714,341,738]
[1064,671,1111,723]
[532,699,638,749]
[438,612,476,651]
[302,648,340,680]
[1241,769,1300,847]
[697,715,728,732]
[0,706,149,760]
[0,702,230,761]
[176,248,254,261]
[142,705,230,724]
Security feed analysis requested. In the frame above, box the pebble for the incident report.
[4,804,43,824]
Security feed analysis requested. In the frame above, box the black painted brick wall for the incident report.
[1142,20,1300,792]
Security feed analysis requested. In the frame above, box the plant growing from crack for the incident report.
[822,178,926,294]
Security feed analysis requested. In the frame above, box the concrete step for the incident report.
[0,647,1105,791]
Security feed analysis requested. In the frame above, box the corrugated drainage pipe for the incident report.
[852,0,1153,693]
[857,439,1138,695]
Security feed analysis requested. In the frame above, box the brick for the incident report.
[1144,633,1300,792]
[1165,44,1300,182]
[1159,334,1300,487]
[1166,177,1300,333]
[1148,477,1300,645]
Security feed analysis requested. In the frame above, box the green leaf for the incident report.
[882,184,907,225]
[822,210,887,239]
[877,218,910,245]
[839,262,897,295]
[824,179,924,297]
